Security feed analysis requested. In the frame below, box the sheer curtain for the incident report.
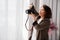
[0,0,30,40]
[0,0,60,40]
[0,0,8,40]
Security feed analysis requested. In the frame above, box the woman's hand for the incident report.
[32,21,38,26]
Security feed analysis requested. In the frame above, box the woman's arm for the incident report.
[33,19,50,30]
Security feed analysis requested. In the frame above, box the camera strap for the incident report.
[25,15,33,31]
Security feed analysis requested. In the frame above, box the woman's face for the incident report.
[39,7,46,17]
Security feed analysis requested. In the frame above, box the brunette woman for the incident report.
[32,5,52,40]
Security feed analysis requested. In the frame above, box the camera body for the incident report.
[26,9,33,14]
[25,5,38,15]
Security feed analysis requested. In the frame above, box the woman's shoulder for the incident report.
[43,18,50,22]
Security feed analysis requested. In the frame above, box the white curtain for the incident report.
[0,0,30,40]
[0,0,60,40]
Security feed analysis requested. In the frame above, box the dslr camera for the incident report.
[26,5,38,15]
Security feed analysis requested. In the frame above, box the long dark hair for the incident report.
[43,5,52,19]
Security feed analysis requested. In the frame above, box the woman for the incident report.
[31,5,52,40]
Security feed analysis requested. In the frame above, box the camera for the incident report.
[26,9,33,14]
[25,5,38,15]
[25,5,40,31]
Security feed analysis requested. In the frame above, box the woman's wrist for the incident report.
[32,21,38,26]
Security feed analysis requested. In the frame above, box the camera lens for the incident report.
[26,9,32,14]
